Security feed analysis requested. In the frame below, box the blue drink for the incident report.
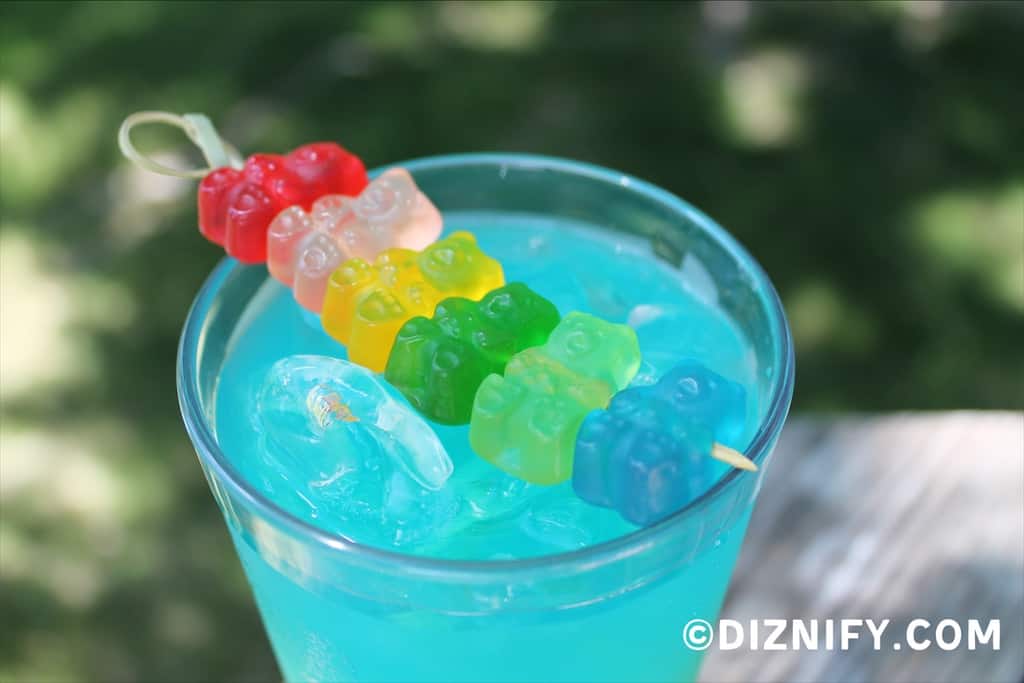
[179,155,794,682]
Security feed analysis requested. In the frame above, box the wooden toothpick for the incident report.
[710,442,758,472]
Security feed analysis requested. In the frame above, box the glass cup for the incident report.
[178,154,795,682]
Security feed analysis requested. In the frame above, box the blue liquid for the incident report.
[214,212,761,681]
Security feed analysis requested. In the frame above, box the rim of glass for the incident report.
[178,152,795,580]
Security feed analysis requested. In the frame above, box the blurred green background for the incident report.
[1,1,1021,681]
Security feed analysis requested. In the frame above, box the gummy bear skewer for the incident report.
[199,142,368,263]
[267,168,443,312]
[118,111,759,529]
[118,110,369,264]
[385,283,561,425]
[470,312,642,485]
[573,361,758,525]
[322,231,505,372]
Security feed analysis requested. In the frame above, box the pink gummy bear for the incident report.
[266,167,443,312]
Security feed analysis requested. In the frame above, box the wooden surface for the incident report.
[701,412,1024,683]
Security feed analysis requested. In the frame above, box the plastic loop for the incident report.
[118,111,243,179]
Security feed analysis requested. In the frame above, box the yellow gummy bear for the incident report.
[321,231,505,371]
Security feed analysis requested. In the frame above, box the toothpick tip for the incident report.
[711,442,758,472]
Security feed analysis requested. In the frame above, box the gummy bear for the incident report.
[469,312,640,485]
[572,361,747,526]
[266,168,442,311]
[321,231,504,372]
[198,142,368,263]
[385,283,560,425]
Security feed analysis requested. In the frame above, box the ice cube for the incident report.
[403,454,547,558]
[259,355,453,489]
[519,489,637,556]
[449,458,536,521]
[254,355,456,547]
[520,489,595,552]
[626,301,750,386]
[577,269,631,320]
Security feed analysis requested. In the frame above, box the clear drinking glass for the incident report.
[178,154,795,682]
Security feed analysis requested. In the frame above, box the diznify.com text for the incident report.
[682,619,1000,652]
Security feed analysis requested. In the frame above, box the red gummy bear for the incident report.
[197,143,368,263]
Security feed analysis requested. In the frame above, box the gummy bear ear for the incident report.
[118,111,244,178]
[446,230,477,244]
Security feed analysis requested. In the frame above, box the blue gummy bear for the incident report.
[572,360,747,526]
[656,359,747,448]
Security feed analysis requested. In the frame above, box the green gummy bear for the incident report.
[469,312,641,484]
[384,283,561,425]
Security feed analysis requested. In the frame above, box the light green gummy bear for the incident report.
[468,312,641,485]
